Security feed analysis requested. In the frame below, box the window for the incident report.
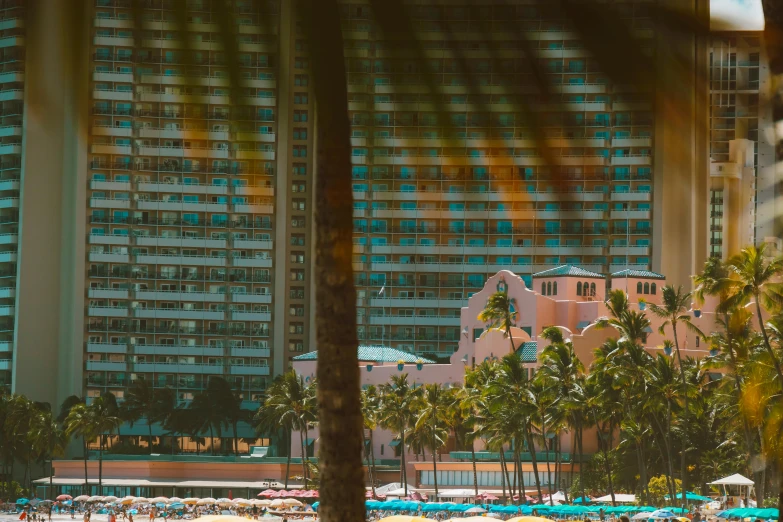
[637,282,643,293]
[553,282,557,295]
[541,282,546,295]
[294,110,308,122]
[293,163,307,176]
[293,128,308,140]
[651,283,657,294]
[293,145,307,157]
[590,283,596,296]
[294,75,308,86]
[546,282,552,295]
[644,282,650,294]
[292,199,306,211]
[577,282,582,296]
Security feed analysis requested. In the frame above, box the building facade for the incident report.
[2,0,713,423]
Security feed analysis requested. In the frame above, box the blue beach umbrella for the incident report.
[311,502,319,512]
[662,507,688,514]
[650,510,678,519]
[16,499,30,506]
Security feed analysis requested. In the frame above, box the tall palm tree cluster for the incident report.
[358,245,783,512]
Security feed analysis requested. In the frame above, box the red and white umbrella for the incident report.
[56,495,72,501]
[257,490,277,498]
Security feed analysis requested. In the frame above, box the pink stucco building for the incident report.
[292,266,730,492]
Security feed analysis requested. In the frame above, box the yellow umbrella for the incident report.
[506,517,553,522]
[378,516,428,522]
[182,499,200,505]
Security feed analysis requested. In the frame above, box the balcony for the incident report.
[132,362,225,375]
[90,197,131,209]
[229,365,270,376]
[91,144,132,155]
[232,238,273,249]
[88,288,129,299]
[137,181,230,196]
[0,90,23,102]
[0,341,11,353]
[0,251,17,263]
[369,297,463,308]
[90,180,131,191]
[0,144,21,155]
[612,137,652,147]
[609,263,651,273]
[0,125,21,138]
[0,305,13,317]
[230,310,271,321]
[134,290,227,303]
[88,306,128,318]
[92,89,133,102]
[133,307,226,320]
[137,199,229,213]
[0,179,19,192]
[610,210,651,219]
[230,292,272,304]
[0,287,13,299]
[89,252,129,263]
[232,203,274,213]
[135,236,227,249]
[135,254,227,267]
[610,155,651,166]
[86,361,127,372]
[368,315,461,326]
[87,343,128,354]
[610,191,651,202]
[230,347,271,358]
[609,245,650,256]
[89,234,130,245]
[231,256,272,268]
[133,345,224,357]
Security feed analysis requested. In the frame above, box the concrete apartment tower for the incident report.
[1,1,721,433]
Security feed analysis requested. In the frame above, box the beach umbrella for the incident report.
[506,516,552,522]
[73,496,90,502]
[56,495,73,501]
[169,503,186,510]
[282,499,303,507]
[649,510,678,519]
[182,498,200,505]
[117,498,134,506]
[465,507,487,514]
[103,496,119,503]
[255,500,272,507]
[572,496,592,504]
[258,490,277,498]
[149,497,169,504]
[197,499,217,506]
[477,493,499,501]
[216,498,234,507]
[168,497,183,503]
[662,507,688,514]
[269,499,286,509]
[16,498,30,505]
[632,513,654,520]
[235,499,252,506]
[448,517,495,522]
[377,516,428,522]
[311,502,319,511]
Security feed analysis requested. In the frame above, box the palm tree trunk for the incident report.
[49,458,54,500]
[99,435,104,495]
[285,429,292,489]
[527,429,543,501]
[401,429,408,496]
[148,422,154,454]
[300,429,307,489]
[578,427,586,504]
[756,292,783,386]
[499,446,507,501]
[672,327,688,512]
[470,441,479,500]
[516,446,526,500]
[302,2,363,522]
[505,325,517,353]
[650,412,675,499]
[369,429,377,498]
[209,424,215,456]
[82,437,88,494]
[233,420,239,457]
[431,446,439,498]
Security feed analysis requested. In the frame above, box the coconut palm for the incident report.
[361,385,381,497]
[478,290,519,352]
[30,410,68,500]
[716,244,783,387]
[378,374,416,496]
[122,378,156,452]
[648,285,705,509]
[64,403,96,494]
[596,289,651,345]
[255,370,316,489]
[89,395,121,494]
[415,383,450,497]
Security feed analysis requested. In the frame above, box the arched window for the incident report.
[541,282,546,295]
[590,283,596,296]
[546,282,552,295]
[637,282,643,293]
[644,282,650,294]
[584,281,589,294]
[651,283,657,295]
[553,281,558,295]
[577,282,582,296]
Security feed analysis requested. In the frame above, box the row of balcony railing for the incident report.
[86,322,270,336]
[88,269,271,282]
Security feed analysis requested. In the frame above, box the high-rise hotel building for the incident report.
[5,0,711,416]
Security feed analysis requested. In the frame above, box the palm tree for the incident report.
[415,383,450,497]
[255,371,316,488]
[64,403,96,494]
[378,374,416,496]
[717,244,783,387]
[648,285,705,509]
[361,386,381,497]
[478,290,519,352]
[88,395,121,495]
[30,410,68,500]
[206,377,246,456]
[645,352,680,500]
[460,364,496,499]
[596,289,651,345]
[122,378,156,452]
